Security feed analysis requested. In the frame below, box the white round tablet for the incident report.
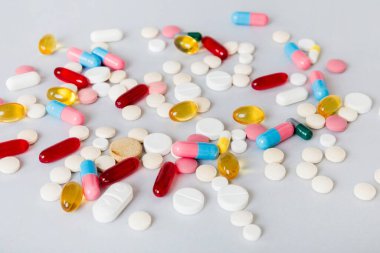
[290,73,307,86]
[238,42,255,54]
[156,102,173,118]
[302,147,324,163]
[206,70,232,91]
[297,103,316,118]
[84,67,111,83]
[69,125,90,141]
[148,39,166,52]
[122,105,142,121]
[264,163,286,181]
[174,83,201,101]
[128,128,148,142]
[231,129,246,141]
[40,182,62,201]
[263,148,285,164]
[141,26,159,38]
[173,187,205,215]
[173,72,192,85]
[192,97,211,113]
[92,138,109,151]
[306,114,325,129]
[17,94,37,107]
[337,107,358,122]
[224,41,239,55]
[296,162,318,180]
[109,70,127,84]
[297,38,316,51]
[143,133,172,155]
[196,164,217,182]
[163,60,181,74]
[320,134,336,147]
[95,155,116,172]
[64,155,84,172]
[108,84,127,101]
[234,64,253,75]
[196,118,224,140]
[232,74,250,88]
[0,157,21,174]
[144,72,163,84]
[142,153,163,170]
[203,55,222,69]
[324,146,346,163]
[375,169,380,184]
[80,146,101,160]
[211,176,229,191]
[92,82,111,97]
[231,140,247,154]
[146,93,165,108]
[312,176,334,194]
[17,129,38,144]
[64,62,83,73]
[344,92,372,114]
[217,184,249,211]
[353,183,376,201]
[238,54,254,64]
[243,224,262,241]
[27,103,46,119]
[231,210,254,227]
[120,78,138,89]
[128,211,152,231]
[95,127,116,139]
[272,30,290,43]
[191,61,209,75]
[49,167,71,184]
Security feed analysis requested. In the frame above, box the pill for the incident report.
[122,105,142,121]
[192,97,211,113]
[238,42,255,55]
[305,114,325,129]
[0,103,25,122]
[99,157,140,188]
[302,147,323,164]
[187,134,209,143]
[92,138,109,151]
[142,27,160,39]
[317,95,342,117]
[17,95,37,107]
[148,39,166,52]
[344,92,372,114]
[64,155,84,173]
[206,70,232,91]
[191,61,209,75]
[239,54,254,64]
[187,32,202,42]
[54,67,89,90]
[196,164,217,182]
[169,101,198,122]
[310,70,329,101]
[265,163,286,181]
[67,47,101,68]
[375,169,380,184]
[64,62,83,73]
[231,210,254,227]
[231,11,269,26]
[175,158,198,174]
[40,183,62,201]
[243,224,262,241]
[218,152,240,180]
[110,137,142,162]
[202,36,228,60]
[38,34,58,54]
[68,126,90,141]
[144,133,172,156]
[224,41,239,55]
[263,148,285,164]
[272,30,290,43]
[232,74,250,88]
[84,67,111,84]
[217,184,249,211]
[276,87,308,106]
[287,118,313,140]
[0,157,21,174]
[6,71,41,91]
[320,134,336,147]
[127,128,148,142]
[80,146,101,161]
[128,211,152,231]
[233,105,265,124]
[60,182,83,212]
[0,139,29,159]
[49,167,71,184]
[217,131,231,154]
[95,155,115,172]
[196,118,225,140]
[290,73,307,86]
[212,176,229,191]
[296,162,318,180]
[162,60,181,74]
[162,25,181,38]
[26,103,46,119]
[353,183,376,201]
[173,72,192,85]
[297,38,316,51]
[231,140,247,154]
[149,81,168,95]
[109,84,127,101]
[231,129,246,141]
[246,124,267,141]
[78,88,98,104]
[234,64,253,75]
[153,162,177,197]
[93,82,111,97]
[297,103,316,118]
[121,79,138,89]
[156,102,173,118]
[91,28,123,42]
[39,137,80,163]
[146,94,165,108]
[256,122,294,150]
[326,59,347,73]
[80,160,100,200]
[312,176,334,194]
[142,153,163,170]
[251,72,287,90]
[46,100,85,125]
[109,70,127,84]
[203,55,222,69]
[325,146,346,163]
[174,35,199,55]
[172,142,219,160]
[284,42,311,70]
[95,126,116,139]
[309,44,321,64]
[326,115,347,132]
[115,84,149,109]
[337,107,358,122]
[173,187,205,215]
[17,129,38,145]
[92,47,125,70]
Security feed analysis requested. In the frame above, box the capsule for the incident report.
[287,118,313,140]
[67,47,101,68]
[0,103,26,122]
[38,34,58,55]
[310,71,329,101]
[217,152,240,180]
[256,122,294,150]
[0,139,29,159]
[174,35,199,55]
[284,42,311,70]
[187,32,202,42]
[246,124,267,141]
[317,95,342,118]
[217,131,231,154]
[172,142,219,160]
[47,87,77,105]
[115,84,149,108]
[233,105,265,125]
[202,36,228,60]
[231,11,269,26]
[153,162,177,197]
[92,47,125,70]
[99,157,140,188]
[46,100,85,125]
[251,73,288,90]
[60,182,83,212]
[54,67,90,90]
[80,160,101,201]
[309,44,321,64]
[39,137,81,163]
[169,101,198,122]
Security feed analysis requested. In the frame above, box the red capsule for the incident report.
[201,36,228,60]
[99,157,140,188]
[0,139,29,158]
[115,84,149,108]
[54,67,90,90]
[153,162,177,197]
[251,72,288,90]
[39,137,81,163]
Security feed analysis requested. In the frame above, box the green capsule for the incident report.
[288,118,313,140]
[187,32,202,42]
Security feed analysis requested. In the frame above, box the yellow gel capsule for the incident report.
[61,182,83,212]
[233,105,265,125]
[217,131,231,154]
[38,34,57,55]
[169,101,198,122]
[317,95,342,118]
[47,87,77,105]
[0,103,26,123]
[217,152,240,180]
[174,35,199,55]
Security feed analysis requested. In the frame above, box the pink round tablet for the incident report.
[326,59,347,73]
[187,134,209,143]
[149,81,168,94]
[78,88,98,104]
[175,158,198,174]
[15,65,35,75]
[162,25,181,38]
[326,115,347,132]
[246,124,267,141]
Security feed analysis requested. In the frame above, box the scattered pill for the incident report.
[78,88,98,104]
[148,39,166,52]
[95,127,116,139]
[317,95,342,118]
[144,133,172,155]
[149,81,168,95]
[80,146,101,161]
[211,176,229,191]
[162,25,181,38]
[92,138,109,151]
[173,188,205,215]
[95,155,115,172]
[6,71,41,91]
[84,67,111,84]
[163,60,181,74]
[232,11,269,26]
[284,42,311,70]
[99,157,140,187]
[320,134,337,147]
[217,184,249,211]
[142,153,163,170]
[234,64,253,75]
[296,162,318,180]
[246,124,267,141]
[175,158,198,174]
[109,70,127,84]
[218,152,239,180]
[324,146,346,163]
[40,183,62,201]
[153,162,177,197]
[233,105,265,124]
[128,211,152,230]
[239,54,254,64]
[15,65,35,75]
[172,141,218,160]
[141,26,159,39]
[157,102,173,118]
[297,103,317,118]
[17,95,37,107]
[90,42,109,51]
[305,114,325,129]
[272,31,290,43]
[344,92,372,114]
[60,182,83,212]
[17,129,38,144]
[302,147,323,164]
[27,103,46,119]
[39,137,80,163]
[91,28,123,43]
[375,169,380,184]
[191,61,209,75]
[297,38,316,51]
[231,129,246,141]
[146,94,165,108]
[325,115,347,132]
[67,47,101,69]
[144,72,163,84]
[265,163,286,181]
[353,183,376,201]
[231,140,247,153]
[69,125,90,141]
[196,117,224,140]
[0,157,21,174]
[256,122,294,150]
[93,82,111,97]
[49,167,71,184]
[312,175,334,194]
[263,148,285,164]
[192,97,211,113]
[276,87,308,106]
[110,137,143,162]
[121,78,138,89]
[238,42,255,54]
[232,74,250,88]
[337,107,358,122]
[122,105,142,121]
[196,164,217,182]
[128,128,148,142]
[206,70,232,91]
[223,41,239,55]
[290,73,307,86]
[64,155,84,173]
[173,72,192,85]
[243,224,262,241]
[231,210,254,227]
[326,59,347,73]
[203,55,222,69]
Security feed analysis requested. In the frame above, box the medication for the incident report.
[0,103,26,122]
[95,155,115,172]
[50,167,71,184]
[201,36,228,60]
[204,55,222,69]
[243,224,262,241]
[27,103,46,119]
[187,134,209,143]
[128,128,148,142]
[40,183,62,202]
[39,137,81,163]
[375,169,380,184]
[162,25,181,38]
[302,147,323,164]
[174,35,199,55]
[0,139,29,159]
[144,72,163,84]
[290,73,307,86]
[320,133,336,147]
[90,28,123,42]
[172,142,219,160]
[231,129,246,141]
[163,60,181,74]
[233,105,265,124]
[122,105,142,121]
[109,84,127,101]
[264,163,286,181]
[146,94,165,108]
[305,114,325,129]
[344,92,372,114]
[93,82,111,97]
[196,165,217,182]
[99,157,140,187]
[6,71,41,91]
[149,81,168,95]
[65,155,84,173]
[231,11,269,26]
[234,64,252,75]
[217,152,240,180]
[96,126,116,139]
[297,103,316,118]
[263,148,285,164]
[192,97,211,113]
[309,44,321,64]
[325,115,347,132]
[272,30,290,43]
[231,140,247,153]
[238,43,255,54]
[239,54,253,64]
[196,117,225,140]
[353,183,376,201]
[309,71,329,101]
[54,67,90,90]
[246,124,267,141]
[67,47,101,68]
[256,122,294,150]
[80,146,101,161]
[230,210,254,227]
[211,176,229,191]
[46,100,85,125]
[64,62,82,73]
[141,27,159,39]
[187,32,202,41]
[109,70,127,84]
[232,74,250,88]
[0,157,21,174]
[143,133,172,156]
[217,131,231,154]
[251,73,288,90]
[206,70,232,91]
[93,138,109,151]
[153,162,177,197]
[169,101,198,122]
[190,61,209,75]
[276,87,308,106]
[317,95,342,117]
[128,211,152,230]
[47,87,77,105]
[311,175,334,194]
[326,59,347,73]
[337,107,358,122]
[297,38,316,51]
[80,160,101,201]
[38,34,58,55]
[92,47,125,70]
[224,41,239,55]
[284,42,311,70]
[78,88,98,104]
[109,137,142,162]
[142,153,163,170]
[296,162,318,180]
[148,39,166,52]
[60,182,83,212]
[175,158,198,174]
[17,129,38,145]
[173,72,192,85]
[217,184,249,211]
[324,146,346,163]
[115,84,149,108]
[287,118,313,140]
[173,187,205,215]
[84,67,111,84]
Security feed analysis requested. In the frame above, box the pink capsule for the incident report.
[186,134,210,143]
[67,47,101,68]
[46,100,85,125]
[80,160,101,201]
[246,124,267,141]
[172,142,219,160]
[232,11,269,26]
[15,65,35,75]
[309,70,325,84]
[92,47,125,70]
[284,42,312,70]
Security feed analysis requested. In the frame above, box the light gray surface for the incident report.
[1,0,380,252]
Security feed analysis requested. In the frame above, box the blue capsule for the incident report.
[310,71,329,101]
[67,47,101,68]
[231,11,269,26]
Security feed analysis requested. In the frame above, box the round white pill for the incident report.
[297,103,316,118]
[296,162,318,180]
[84,67,111,84]
[231,140,247,154]
[174,83,201,101]
[206,70,232,91]
[306,114,325,129]
[224,41,239,55]
[128,211,152,231]
[148,39,166,52]
[232,74,250,88]
[90,42,109,51]
[211,176,229,191]
[92,82,111,97]
[320,134,336,147]
[344,92,372,114]
[109,70,127,84]
[40,183,62,201]
[312,176,334,194]
[290,73,307,86]
[234,64,253,75]
[49,167,71,184]
[64,62,83,73]
[263,148,285,164]
[141,26,159,38]
[122,105,142,121]
[156,102,173,118]
[337,107,358,122]
[144,72,163,84]
[64,155,84,172]
[17,94,37,107]
[231,129,246,140]
[120,78,138,89]
[191,61,209,75]
[264,163,286,181]
[173,72,192,85]
[163,60,181,74]
[27,103,46,119]
[196,118,224,140]
[203,55,222,69]
[243,224,262,241]
[375,169,380,184]
[69,125,90,141]
[94,155,115,172]
[108,84,127,101]
[173,187,205,215]
[95,127,116,139]
[80,146,101,161]
[0,157,21,174]
[238,54,254,64]
[272,31,291,43]
[144,133,172,155]
[297,38,316,51]
[196,164,217,182]
[192,97,211,113]
[146,93,165,108]
[92,138,109,151]
[302,147,324,163]
[17,129,38,144]
[238,42,255,54]
[217,184,249,211]
[324,146,346,163]
[128,128,148,142]
[142,153,163,170]
[353,183,376,201]
[231,210,254,227]
[60,83,78,93]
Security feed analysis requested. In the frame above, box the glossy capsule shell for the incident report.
[317,95,342,118]
[256,122,294,150]
[46,100,85,125]
[251,73,288,90]
[54,67,90,89]
[39,137,81,163]
[172,142,219,160]
[202,36,228,60]
[174,35,199,55]
[0,103,26,122]
[233,105,265,125]
[153,162,177,197]
[217,131,231,154]
[38,34,57,55]
[99,157,140,188]
[67,47,101,68]
[287,118,313,140]
[115,84,149,108]
[60,182,83,212]
[92,47,125,70]
[80,160,101,201]
[47,87,77,105]
[187,32,202,41]
[310,71,329,101]
[217,152,240,180]
[0,139,29,159]
[169,101,198,122]
[231,11,269,26]
[284,42,311,70]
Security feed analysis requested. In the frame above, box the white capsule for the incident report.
[90,28,123,43]
[6,71,41,91]
[276,87,308,106]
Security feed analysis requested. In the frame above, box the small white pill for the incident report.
[234,64,253,75]
[374,169,380,184]
[337,107,358,122]
[243,224,262,241]
[297,103,317,118]
[324,146,346,163]
[17,129,38,144]
[302,147,324,163]
[141,26,159,39]
[312,176,334,194]
[143,133,172,155]
[95,127,116,139]
[272,31,290,43]
[92,138,109,151]
[173,188,205,215]
[276,87,308,106]
[49,167,71,184]
[146,93,165,108]
[128,128,148,142]
[231,210,254,227]
[109,70,127,84]
[224,41,239,55]
[191,61,209,75]
[231,140,247,154]
[156,102,173,118]
[142,153,163,170]
[196,164,217,182]
[60,83,78,93]
[174,83,201,101]
[263,148,285,164]
[92,82,111,97]
[84,67,111,84]
[353,183,376,201]
[238,42,255,54]
[290,73,307,86]
[122,105,142,121]
[206,70,232,91]
[231,129,246,141]
[264,163,286,181]
[40,183,62,202]
[17,94,37,107]
[90,42,109,51]
[296,162,318,180]
[80,146,101,161]
[344,92,372,114]
[173,72,192,85]
[128,211,152,231]
[148,39,166,52]
[232,74,250,88]
[64,62,82,73]
[306,114,325,129]
[0,157,21,174]
[203,55,222,69]
[120,79,138,90]
[192,97,211,113]
[196,118,224,140]
[163,60,181,74]
[95,155,115,172]
[320,134,336,147]
[144,72,163,84]
[297,38,316,51]
[239,54,254,65]
[64,155,84,172]
[217,184,249,211]
[211,176,229,191]
[27,103,46,119]
[108,84,127,101]
[69,125,90,141]
[90,28,123,43]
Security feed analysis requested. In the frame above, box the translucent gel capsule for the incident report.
[231,11,269,26]
[310,71,329,101]
[287,118,313,140]
[67,47,101,68]
[233,105,265,125]
[46,100,85,125]
[0,139,29,159]
[169,101,198,122]
[174,35,199,55]
[256,122,294,150]
[115,84,149,108]
[153,162,177,197]
[92,47,125,70]
[172,142,219,160]
[80,160,100,201]
[217,131,231,154]
[251,73,288,90]
[187,32,202,42]
[99,157,140,188]
[217,152,240,180]
[317,95,342,118]
[47,87,77,105]
[202,36,228,60]
[61,182,83,212]
[54,67,90,90]
[0,103,26,122]
[39,137,81,163]
[38,34,57,55]
[284,42,312,70]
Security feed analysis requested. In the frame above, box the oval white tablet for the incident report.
[217,184,249,211]
[243,224,262,241]
[203,55,222,69]
[40,182,62,202]
[290,73,307,86]
[64,62,82,73]
[296,162,318,180]
[353,183,376,201]
[144,72,163,84]
[80,146,101,160]
[297,103,316,118]
[231,140,247,154]
[6,71,41,91]
[320,134,336,147]
[173,72,192,85]
[64,155,84,172]
[238,54,254,64]
[272,31,290,44]
[192,97,211,113]
[128,211,152,231]
[305,114,325,129]
[27,103,46,119]
[141,26,159,39]
[69,125,90,141]
[49,167,71,184]
[211,176,229,191]
[156,102,173,118]
[264,163,286,181]
[337,107,358,122]
[297,38,316,51]
[0,157,21,174]
[324,146,346,163]
[174,83,202,101]
[234,64,253,75]
[122,105,142,121]
[224,41,239,55]
[143,133,172,155]
[17,129,38,144]
[84,67,111,84]
[173,187,205,215]
[146,93,165,108]
[231,129,246,140]
[276,87,308,106]
[17,94,37,107]
[191,61,209,75]
[302,147,323,163]
[238,42,255,54]
[120,78,138,89]
[142,153,163,170]
[92,82,111,97]
[231,210,254,227]
[109,70,127,84]
[91,28,123,42]
[196,118,224,140]
[92,138,109,151]
[96,126,116,139]
[232,74,250,88]
[148,39,166,52]
[95,155,116,172]
[163,60,181,74]
[344,92,372,114]
[196,164,217,182]
[312,176,334,194]
[206,70,232,91]
[263,148,285,164]
[128,128,148,142]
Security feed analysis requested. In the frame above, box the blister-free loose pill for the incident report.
[326,115,347,132]
[232,74,250,88]
[234,64,253,75]
[153,162,177,197]
[374,169,380,184]
[144,72,163,84]
[251,72,287,90]
[191,61,209,75]
[173,188,205,215]
[284,42,312,70]
[344,92,372,114]
[172,142,219,160]
[40,183,62,201]
[203,55,222,69]
[297,103,316,118]
[60,182,83,212]
[141,26,159,38]
[95,155,115,172]
[128,128,148,142]
[121,78,138,89]
[143,133,172,155]
[212,176,229,191]
[272,31,290,43]
[231,129,246,141]
[149,81,168,95]
[110,137,142,162]
[231,210,254,227]
[206,70,232,91]
[128,211,152,230]
[0,103,25,122]
[238,42,255,54]
[17,129,38,144]
[233,106,265,125]
[162,25,181,38]
[0,139,29,159]
[196,164,217,182]
[169,101,198,122]
[163,60,181,74]
[148,39,166,52]
[92,138,109,151]
[196,118,224,140]
[290,73,307,86]
[296,162,318,179]
[173,72,192,85]
[156,102,173,118]
[27,103,46,119]
[90,28,123,42]
[243,224,262,241]
[297,38,316,51]
[64,155,84,172]
[67,47,101,69]
[187,134,209,143]
[80,160,100,201]
[109,70,127,84]
[302,147,323,163]
[217,184,249,211]
[174,35,199,54]
[320,134,336,147]
[263,148,284,164]
[6,71,41,91]
[93,82,111,97]
[84,67,111,84]
[69,125,90,141]
[231,140,247,154]
[39,138,80,163]
[222,41,238,56]
[122,105,142,120]
[17,95,37,107]
[239,54,254,64]
[78,88,98,104]
[326,59,347,73]
[324,146,346,163]
[50,167,71,184]
[96,127,116,139]
[54,67,89,90]
[317,95,342,118]
[80,146,101,160]
[0,157,21,174]
[218,152,239,180]
[92,47,124,70]
[64,62,83,73]
[202,36,228,60]
[337,107,358,122]
[353,183,376,201]
[146,94,165,108]
[246,124,267,141]
[276,87,308,106]
[312,176,334,194]
[142,153,163,170]
[174,83,201,101]
[265,163,286,181]
[175,158,198,174]
[306,114,325,129]
[192,97,211,113]
[98,157,140,187]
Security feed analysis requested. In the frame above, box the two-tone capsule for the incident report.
[153,162,177,197]
[217,152,240,180]
[169,101,198,122]
[0,103,26,122]
[80,160,101,201]
[310,71,329,101]
[317,95,342,117]
[39,137,81,163]
[67,47,101,68]
[233,105,265,124]
[99,157,140,188]
[46,100,85,125]
[92,47,125,70]
[256,122,294,150]
[231,11,269,26]
[287,118,313,140]
[54,67,90,90]
[202,36,228,60]
[61,182,83,212]
[115,84,149,108]
[0,139,29,158]
[284,42,311,70]
[171,142,219,160]
[251,73,288,90]
[47,87,77,105]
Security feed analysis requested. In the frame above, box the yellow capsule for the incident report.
[169,101,198,122]
[233,105,265,125]
[217,152,240,180]
[174,35,199,55]
[47,87,77,105]
[217,131,231,154]
[38,34,58,55]
[0,103,26,123]
[61,182,83,212]
[317,95,342,118]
